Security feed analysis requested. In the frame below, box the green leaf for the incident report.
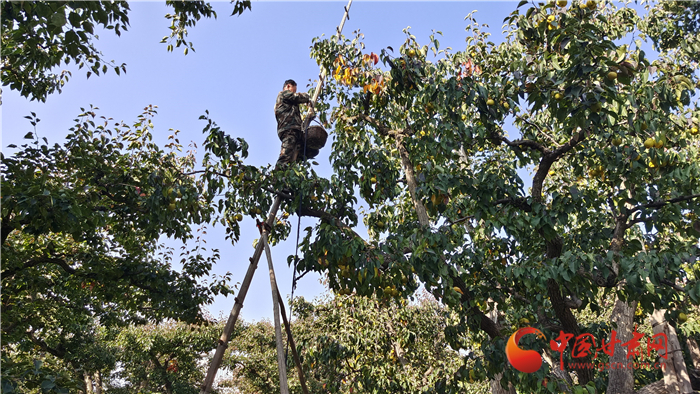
[41,380,56,390]
[50,11,66,28]
[645,282,655,295]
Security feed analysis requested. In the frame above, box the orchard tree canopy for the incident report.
[188,1,700,392]
[220,294,465,394]
[0,0,251,102]
[0,107,236,392]
[251,0,698,393]
[3,1,700,394]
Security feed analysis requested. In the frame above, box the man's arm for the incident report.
[281,90,310,104]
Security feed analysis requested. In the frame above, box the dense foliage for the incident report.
[219,294,479,394]
[291,1,699,392]
[1,107,232,393]
[3,1,699,393]
[0,1,251,102]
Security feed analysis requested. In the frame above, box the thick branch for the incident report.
[451,274,500,339]
[532,127,587,202]
[628,193,700,216]
[660,279,687,293]
[2,257,75,280]
[27,330,66,358]
[396,134,430,226]
[340,114,401,137]
[493,133,549,154]
[494,197,532,212]
[549,127,587,160]
[150,355,173,394]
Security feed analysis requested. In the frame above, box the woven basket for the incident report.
[305,125,328,150]
[299,148,320,160]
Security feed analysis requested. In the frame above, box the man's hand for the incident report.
[302,109,316,130]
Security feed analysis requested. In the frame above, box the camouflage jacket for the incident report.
[275,90,310,135]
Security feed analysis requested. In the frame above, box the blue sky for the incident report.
[2,1,594,322]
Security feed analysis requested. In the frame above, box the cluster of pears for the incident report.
[643,133,666,150]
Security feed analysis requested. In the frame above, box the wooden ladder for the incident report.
[198,2,353,393]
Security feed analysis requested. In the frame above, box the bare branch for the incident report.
[517,116,560,145]
[493,133,549,154]
[660,279,687,293]
[340,114,401,137]
[27,330,66,358]
[629,193,700,215]
[2,257,76,280]
[494,197,532,212]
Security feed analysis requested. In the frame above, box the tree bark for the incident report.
[490,372,516,394]
[395,135,430,226]
[650,310,694,394]
[93,371,103,394]
[635,379,670,394]
[83,373,94,394]
[606,299,637,394]
[546,277,593,385]
[396,135,511,394]
[687,338,700,370]
[606,214,636,394]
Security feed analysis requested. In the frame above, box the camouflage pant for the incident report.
[276,129,322,168]
[276,128,302,168]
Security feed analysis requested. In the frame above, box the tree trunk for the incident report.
[93,371,103,394]
[490,372,516,394]
[687,338,700,369]
[606,299,637,394]
[606,214,636,394]
[395,135,429,226]
[687,338,700,391]
[396,135,510,394]
[635,379,670,394]
[650,309,694,394]
[546,277,593,385]
[83,373,94,394]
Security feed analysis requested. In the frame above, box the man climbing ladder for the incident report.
[275,79,311,168]
[198,2,352,393]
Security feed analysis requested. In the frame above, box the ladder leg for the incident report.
[276,286,311,394]
[199,196,282,394]
[199,1,355,389]
[262,231,290,394]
